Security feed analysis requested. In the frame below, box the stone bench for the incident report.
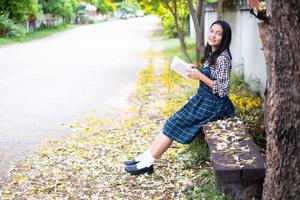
[203,117,266,200]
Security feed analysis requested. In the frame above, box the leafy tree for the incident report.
[79,0,115,15]
[38,0,79,21]
[137,0,212,65]
[81,0,98,6]
[0,0,40,22]
[137,0,191,62]
[96,0,114,14]
[162,0,191,62]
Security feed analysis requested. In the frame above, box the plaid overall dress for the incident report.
[163,64,235,144]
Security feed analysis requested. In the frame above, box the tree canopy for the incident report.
[0,0,40,22]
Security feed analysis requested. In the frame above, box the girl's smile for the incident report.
[208,24,223,51]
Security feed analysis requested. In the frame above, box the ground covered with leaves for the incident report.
[0,46,226,199]
[1,33,264,199]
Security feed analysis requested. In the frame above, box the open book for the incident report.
[170,56,192,79]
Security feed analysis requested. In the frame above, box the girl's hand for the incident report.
[189,63,197,68]
[186,68,203,80]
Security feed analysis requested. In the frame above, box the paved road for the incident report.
[0,15,161,184]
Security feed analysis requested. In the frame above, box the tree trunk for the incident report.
[261,1,300,199]
[174,15,192,63]
[258,22,271,144]
[217,0,224,20]
[163,0,192,63]
[187,0,204,67]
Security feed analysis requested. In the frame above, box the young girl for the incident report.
[124,20,235,175]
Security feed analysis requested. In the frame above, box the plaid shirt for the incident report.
[209,50,232,98]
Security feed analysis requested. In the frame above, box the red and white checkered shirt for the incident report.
[210,50,232,98]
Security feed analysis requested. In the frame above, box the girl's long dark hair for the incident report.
[202,20,232,65]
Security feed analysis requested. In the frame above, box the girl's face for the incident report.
[207,24,223,50]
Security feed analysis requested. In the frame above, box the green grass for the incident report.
[184,169,232,200]
[163,37,197,64]
[180,134,210,168]
[0,24,76,47]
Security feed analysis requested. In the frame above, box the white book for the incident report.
[170,56,192,79]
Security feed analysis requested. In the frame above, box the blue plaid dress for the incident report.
[163,64,235,144]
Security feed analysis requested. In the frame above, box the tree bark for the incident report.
[173,15,192,63]
[217,0,224,20]
[261,1,300,199]
[187,0,204,67]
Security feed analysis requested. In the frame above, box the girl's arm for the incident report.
[187,69,214,88]
[187,55,231,98]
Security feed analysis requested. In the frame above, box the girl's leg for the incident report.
[125,133,173,164]
[125,133,173,174]
[149,132,173,159]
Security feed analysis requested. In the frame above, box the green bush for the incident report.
[39,0,79,22]
[229,73,265,152]
[0,0,40,23]
[0,15,26,38]
[87,18,95,24]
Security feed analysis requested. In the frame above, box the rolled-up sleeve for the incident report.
[212,56,231,98]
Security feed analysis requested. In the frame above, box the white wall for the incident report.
[192,9,267,96]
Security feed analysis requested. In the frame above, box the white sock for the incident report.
[135,149,150,162]
[136,153,156,169]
